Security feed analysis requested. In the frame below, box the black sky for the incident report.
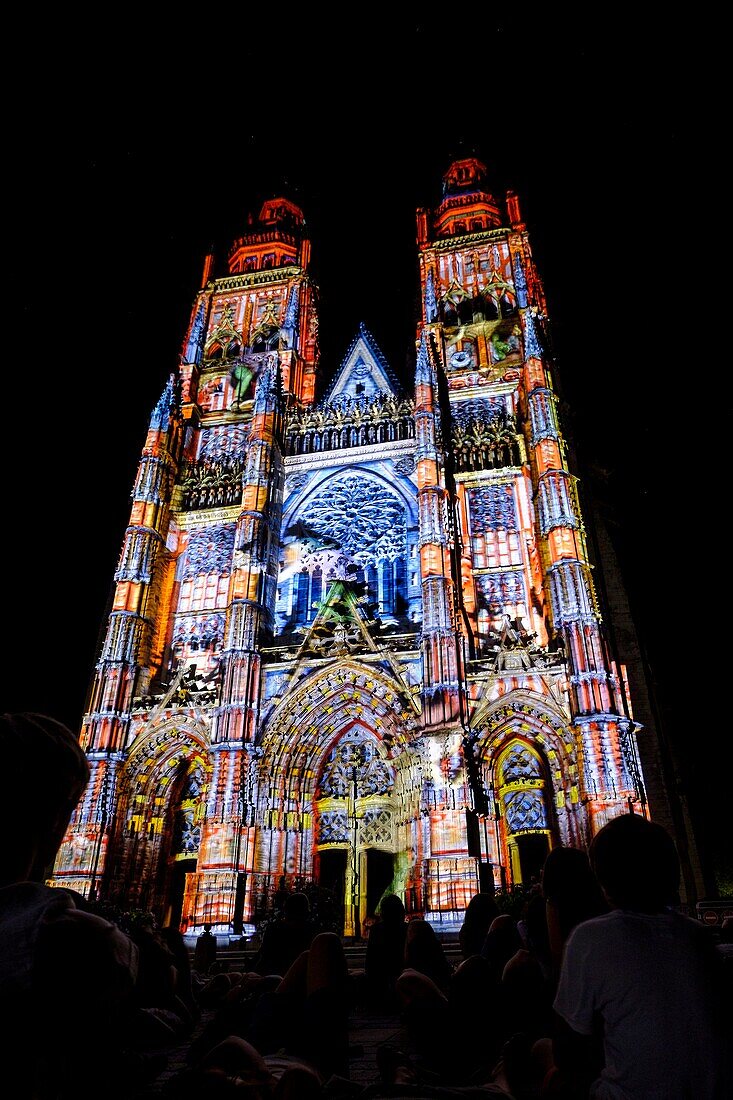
[5,17,723,884]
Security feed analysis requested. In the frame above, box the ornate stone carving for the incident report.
[182,524,236,577]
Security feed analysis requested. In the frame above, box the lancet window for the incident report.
[497,742,549,834]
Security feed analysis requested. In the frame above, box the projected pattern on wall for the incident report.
[51,161,651,936]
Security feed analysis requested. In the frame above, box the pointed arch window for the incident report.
[496,740,550,835]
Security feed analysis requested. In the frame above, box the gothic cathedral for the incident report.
[51,158,664,937]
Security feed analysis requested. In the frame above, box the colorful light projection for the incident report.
[49,163,652,937]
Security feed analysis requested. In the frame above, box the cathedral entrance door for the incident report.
[317,848,346,934]
[365,849,394,920]
[166,857,196,931]
[512,832,549,886]
[314,726,399,937]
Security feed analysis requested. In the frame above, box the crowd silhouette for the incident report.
[2,711,731,1099]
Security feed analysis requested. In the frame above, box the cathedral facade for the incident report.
[51,159,662,936]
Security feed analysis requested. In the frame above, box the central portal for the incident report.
[316,845,396,938]
[315,725,398,937]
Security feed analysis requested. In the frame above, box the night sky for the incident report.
[6,18,723,887]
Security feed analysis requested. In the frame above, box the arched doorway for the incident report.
[314,728,396,937]
[169,858,197,932]
[257,659,423,936]
[159,763,206,928]
[109,726,211,924]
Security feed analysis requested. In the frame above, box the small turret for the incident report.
[432,157,502,237]
[228,197,310,274]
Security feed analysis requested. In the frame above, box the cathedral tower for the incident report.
[51,161,687,936]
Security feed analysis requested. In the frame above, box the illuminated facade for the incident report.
[52,161,664,935]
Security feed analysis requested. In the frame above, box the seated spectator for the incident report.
[447,953,507,1079]
[458,891,500,960]
[480,912,523,983]
[395,959,520,1090]
[168,1034,324,1098]
[159,923,201,1028]
[251,891,317,978]
[550,813,733,1098]
[181,932,351,1088]
[0,712,143,1098]
[268,929,351,1080]
[126,911,193,1045]
[500,939,553,1044]
[519,883,552,979]
[363,892,407,1009]
[541,845,607,988]
[404,917,453,992]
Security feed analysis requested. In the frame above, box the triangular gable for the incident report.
[283,577,421,716]
[295,578,382,661]
[321,322,402,403]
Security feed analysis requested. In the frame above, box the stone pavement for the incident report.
[345,1003,406,1087]
[132,1002,404,1096]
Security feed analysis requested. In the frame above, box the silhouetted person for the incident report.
[481,912,522,983]
[166,1034,324,1098]
[551,813,733,1098]
[159,923,200,1028]
[273,874,290,914]
[251,891,317,978]
[541,845,608,987]
[395,950,513,1087]
[458,891,500,960]
[0,712,140,1099]
[127,911,194,1045]
[363,892,407,1009]
[520,884,552,978]
[175,932,350,1093]
[193,921,218,975]
[404,918,453,991]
